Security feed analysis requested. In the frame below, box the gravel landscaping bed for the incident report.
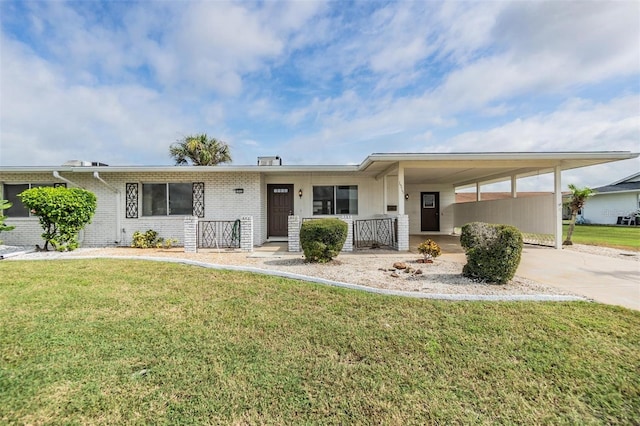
[1,245,590,297]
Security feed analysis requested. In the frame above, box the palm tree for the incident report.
[563,184,595,246]
[169,134,232,166]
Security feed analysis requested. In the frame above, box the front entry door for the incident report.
[267,184,294,237]
[421,192,440,232]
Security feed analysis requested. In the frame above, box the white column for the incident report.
[383,175,388,214]
[396,215,409,251]
[554,166,563,249]
[240,216,253,252]
[398,164,405,215]
[511,175,518,198]
[288,215,301,252]
[183,216,198,253]
[339,215,353,252]
[476,182,482,201]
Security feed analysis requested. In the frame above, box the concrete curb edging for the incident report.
[22,254,590,303]
[0,248,36,260]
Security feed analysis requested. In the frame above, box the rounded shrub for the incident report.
[300,218,348,263]
[460,222,523,284]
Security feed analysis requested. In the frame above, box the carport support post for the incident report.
[398,164,405,215]
[554,166,563,249]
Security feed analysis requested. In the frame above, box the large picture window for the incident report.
[2,183,61,217]
[142,183,193,216]
[312,185,358,215]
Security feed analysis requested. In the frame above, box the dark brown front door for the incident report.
[267,184,294,237]
[421,192,440,232]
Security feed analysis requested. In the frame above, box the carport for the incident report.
[359,152,638,249]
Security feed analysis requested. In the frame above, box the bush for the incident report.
[18,187,96,251]
[300,218,348,263]
[460,222,523,284]
[417,239,441,260]
[0,199,16,244]
[132,230,177,249]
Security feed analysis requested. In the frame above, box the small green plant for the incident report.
[460,222,523,284]
[18,187,96,251]
[132,230,178,249]
[417,239,441,261]
[0,199,16,244]
[300,218,348,263]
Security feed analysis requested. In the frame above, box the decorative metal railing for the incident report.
[521,233,554,247]
[353,217,397,249]
[198,220,241,248]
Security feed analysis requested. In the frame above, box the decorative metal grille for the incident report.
[192,182,205,218]
[198,220,241,248]
[522,233,554,247]
[353,217,397,249]
[53,183,67,188]
[126,183,138,218]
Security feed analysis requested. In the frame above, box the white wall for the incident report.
[453,194,555,235]
[1,172,113,247]
[262,173,386,241]
[583,192,640,224]
[404,184,456,234]
[1,171,263,247]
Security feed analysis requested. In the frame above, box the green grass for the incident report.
[563,224,640,250]
[1,259,639,424]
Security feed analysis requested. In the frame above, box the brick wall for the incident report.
[287,215,300,252]
[1,171,263,248]
[396,214,409,251]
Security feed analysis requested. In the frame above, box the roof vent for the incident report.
[257,156,281,166]
[62,160,109,167]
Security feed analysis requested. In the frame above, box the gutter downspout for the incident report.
[93,172,122,245]
[53,171,80,187]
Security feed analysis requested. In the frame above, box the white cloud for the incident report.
[0,0,638,188]
[431,96,640,154]
[0,35,195,166]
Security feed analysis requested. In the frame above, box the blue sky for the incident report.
[1,0,638,189]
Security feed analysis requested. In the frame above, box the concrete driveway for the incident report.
[412,235,640,311]
[517,245,639,311]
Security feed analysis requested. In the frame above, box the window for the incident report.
[142,183,193,216]
[312,185,358,215]
[2,183,60,217]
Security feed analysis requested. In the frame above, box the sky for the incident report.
[0,0,638,190]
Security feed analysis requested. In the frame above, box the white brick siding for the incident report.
[1,169,451,249]
[1,171,263,248]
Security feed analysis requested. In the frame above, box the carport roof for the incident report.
[2,151,637,187]
[358,151,639,186]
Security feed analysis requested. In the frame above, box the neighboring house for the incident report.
[581,172,640,225]
[1,151,637,250]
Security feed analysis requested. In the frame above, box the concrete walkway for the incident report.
[417,235,640,311]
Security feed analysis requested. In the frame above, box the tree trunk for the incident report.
[563,210,577,245]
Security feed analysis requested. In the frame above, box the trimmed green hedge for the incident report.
[460,222,523,284]
[300,218,348,263]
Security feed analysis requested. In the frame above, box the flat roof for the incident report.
[1,151,637,187]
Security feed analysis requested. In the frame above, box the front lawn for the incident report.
[1,259,639,424]
[563,223,640,250]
